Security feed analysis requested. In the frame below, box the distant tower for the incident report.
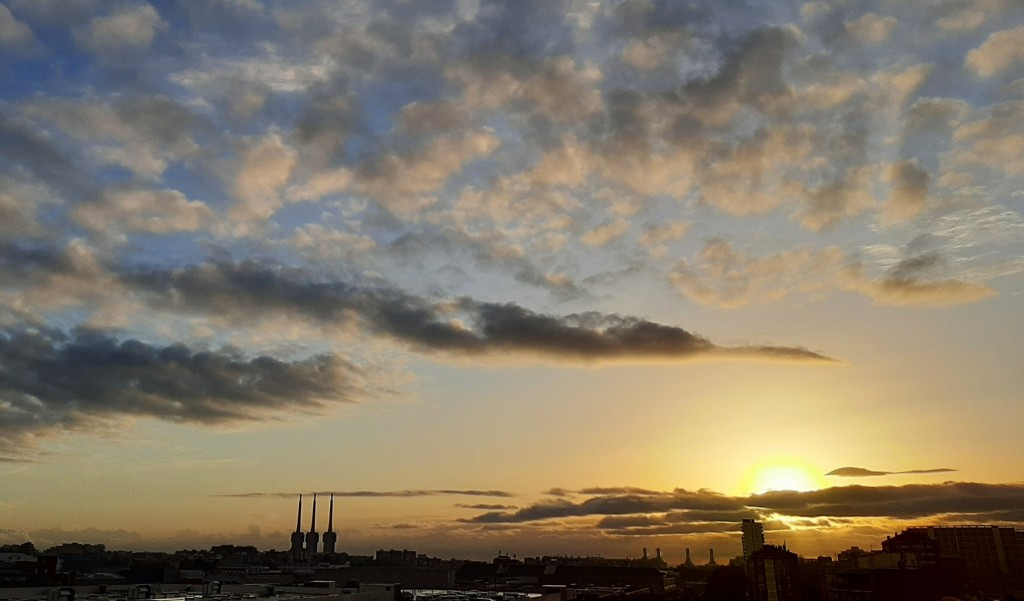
[642,547,648,560]
[290,494,305,561]
[684,548,694,568]
[708,548,717,566]
[322,493,338,554]
[742,518,766,560]
[305,493,320,556]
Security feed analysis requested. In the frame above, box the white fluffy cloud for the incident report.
[965,25,1024,77]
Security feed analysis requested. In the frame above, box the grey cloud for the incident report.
[216,490,515,499]
[386,229,584,300]
[883,159,930,223]
[456,504,519,510]
[125,261,836,363]
[463,488,746,523]
[826,466,957,477]
[0,114,89,197]
[599,522,751,537]
[577,487,667,495]
[685,26,798,115]
[748,482,1024,519]
[889,252,948,281]
[465,482,1024,525]
[4,1,102,28]
[0,329,360,456]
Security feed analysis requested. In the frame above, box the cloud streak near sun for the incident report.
[459,482,1024,530]
[826,466,958,478]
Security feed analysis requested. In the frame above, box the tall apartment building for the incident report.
[748,545,801,601]
[743,519,766,560]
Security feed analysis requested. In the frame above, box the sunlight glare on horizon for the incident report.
[742,459,828,495]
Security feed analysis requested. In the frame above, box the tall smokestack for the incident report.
[290,494,305,562]
[323,493,338,554]
[328,494,334,532]
[305,493,320,556]
[311,493,317,532]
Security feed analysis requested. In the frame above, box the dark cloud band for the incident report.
[126,261,837,363]
[463,482,1024,527]
[0,329,359,456]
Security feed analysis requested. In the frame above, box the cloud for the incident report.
[463,488,747,523]
[965,25,1024,77]
[72,4,165,54]
[456,504,519,510]
[464,482,1024,527]
[826,467,958,478]
[0,175,52,239]
[0,114,88,197]
[844,13,898,44]
[638,221,691,248]
[383,227,584,299]
[581,219,630,247]
[670,239,997,308]
[0,240,128,320]
[881,159,930,224]
[0,4,34,48]
[20,94,201,179]
[0,329,363,457]
[951,100,1024,176]
[748,482,1024,519]
[73,189,213,240]
[230,133,298,222]
[352,128,501,216]
[671,240,843,308]
[936,9,986,33]
[216,490,515,499]
[126,261,837,363]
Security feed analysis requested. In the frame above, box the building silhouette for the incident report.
[907,525,1024,592]
[748,544,800,601]
[742,518,765,560]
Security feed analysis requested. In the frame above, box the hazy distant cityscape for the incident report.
[3,509,1023,601]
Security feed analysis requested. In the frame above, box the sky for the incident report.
[1,0,1024,563]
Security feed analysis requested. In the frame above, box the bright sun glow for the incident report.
[741,459,827,494]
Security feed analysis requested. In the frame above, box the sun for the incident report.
[741,459,827,494]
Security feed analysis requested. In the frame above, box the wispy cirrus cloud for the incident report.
[217,490,516,499]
